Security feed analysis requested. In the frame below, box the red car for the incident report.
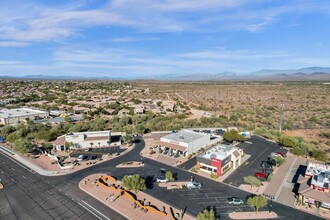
[255,172,267,178]
[275,152,285,157]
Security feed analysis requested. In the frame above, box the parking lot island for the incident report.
[116,161,145,168]
[79,174,195,220]
[229,211,278,219]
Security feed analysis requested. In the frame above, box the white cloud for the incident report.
[1,0,330,43]
[110,36,159,43]
[0,41,29,47]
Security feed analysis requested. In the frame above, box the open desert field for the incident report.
[136,81,330,148]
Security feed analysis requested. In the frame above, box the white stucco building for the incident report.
[0,108,49,125]
[53,130,111,151]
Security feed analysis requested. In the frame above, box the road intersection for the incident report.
[0,137,324,220]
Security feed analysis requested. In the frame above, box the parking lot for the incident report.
[224,136,287,187]
[70,146,125,160]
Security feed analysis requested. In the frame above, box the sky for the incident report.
[0,0,330,78]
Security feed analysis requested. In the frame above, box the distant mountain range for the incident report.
[1,67,330,81]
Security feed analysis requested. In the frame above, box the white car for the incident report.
[270,152,281,157]
[77,155,84,161]
[156,177,168,183]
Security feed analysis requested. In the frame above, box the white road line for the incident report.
[22,175,26,179]
[78,202,102,220]
[82,200,111,220]
[0,151,34,173]
[11,168,15,171]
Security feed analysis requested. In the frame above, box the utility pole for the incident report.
[279,104,284,132]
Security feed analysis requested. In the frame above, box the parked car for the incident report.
[260,162,272,169]
[156,176,168,183]
[185,181,202,189]
[160,168,166,176]
[90,155,97,160]
[275,152,286,157]
[227,197,244,205]
[255,172,267,179]
[267,159,277,166]
[77,155,84,161]
[270,152,281,157]
[85,148,92,152]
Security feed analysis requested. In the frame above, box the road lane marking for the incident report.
[81,200,111,220]
[22,175,26,179]
[78,202,102,220]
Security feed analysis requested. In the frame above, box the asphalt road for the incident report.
[224,136,288,186]
[0,136,324,220]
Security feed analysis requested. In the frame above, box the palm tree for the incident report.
[90,142,94,148]
[107,141,111,147]
[98,142,101,147]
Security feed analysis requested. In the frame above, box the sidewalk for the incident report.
[79,174,195,220]
[229,211,278,219]
[263,156,296,199]
[0,145,69,176]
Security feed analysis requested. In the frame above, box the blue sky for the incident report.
[0,0,330,78]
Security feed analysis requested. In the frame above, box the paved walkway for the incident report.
[229,211,278,219]
[263,156,296,199]
[0,145,66,175]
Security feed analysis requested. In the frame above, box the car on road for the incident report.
[77,155,84,161]
[227,197,244,205]
[156,176,168,183]
[186,181,202,189]
[255,172,267,179]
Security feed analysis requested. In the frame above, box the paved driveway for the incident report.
[224,136,288,187]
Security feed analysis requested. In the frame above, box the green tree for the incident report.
[223,130,246,142]
[280,136,298,148]
[247,195,268,213]
[121,175,146,192]
[271,156,285,167]
[165,171,174,181]
[64,116,72,123]
[135,124,146,134]
[197,208,216,220]
[122,135,133,144]
[13,138,34,154]
[311,150,327,162]
[243,176,262,188]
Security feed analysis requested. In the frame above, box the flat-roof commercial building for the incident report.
[53,130,111,151]
[297,162,330,210]
[197,144,243,177]
[157,129,212,157]
[0,108,49,125]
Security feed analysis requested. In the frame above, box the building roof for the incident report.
[0,108,48,118]
[162,130,209,144]
[233,150,241,158]
[306,162,330,190]
[299,178,330,203]
[53,136,65,146]
[154,140,187,152]
[198,144,239,160]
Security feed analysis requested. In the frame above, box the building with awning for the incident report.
[297,162,330,210]
[196,144,243,177]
